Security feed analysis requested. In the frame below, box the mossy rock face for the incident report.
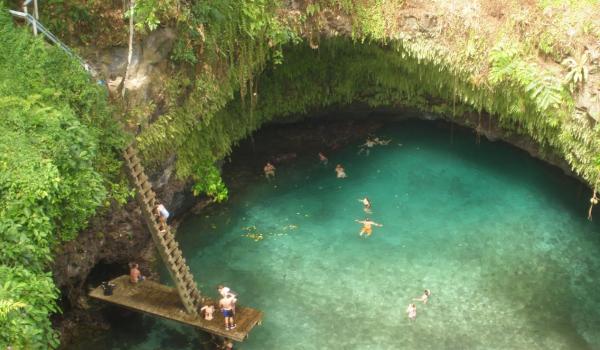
[99,1,596,195]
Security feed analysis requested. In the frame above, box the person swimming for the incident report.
[406,303,417,321]
[264,162,276,179]
[373,137,391,145]
[355,218,382,237]
[318,152,328,165]
[589,188,598,221]
[335,164,347,178]
[358,138,376,156]
[413,289,431,304]
[358,197,372,213]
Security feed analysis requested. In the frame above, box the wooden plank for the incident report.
[90,276,263,342]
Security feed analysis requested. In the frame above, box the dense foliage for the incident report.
[0,8,125,348]
[136,0,300,201]
[1,1,598,347]
[133,0,600,195]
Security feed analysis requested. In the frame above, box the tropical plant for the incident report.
[562,51,590,93]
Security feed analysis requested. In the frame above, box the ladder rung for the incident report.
[125,146,137,156]
[158,229,171,242]
[145,192,156,204]
[140,180,152,193]
[184,279,195,291]
[165,240,178,254]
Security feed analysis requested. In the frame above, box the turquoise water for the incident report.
[74,121,600,349]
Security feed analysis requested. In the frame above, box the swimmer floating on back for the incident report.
[355,218,382,237]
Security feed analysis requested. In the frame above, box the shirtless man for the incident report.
[355,218,383,237]
[413,289,431,304]
[335,164,347,178]
[318,152,328,165]
[129,263,145,283]
[220,293,237,330]
[264,162,276,179]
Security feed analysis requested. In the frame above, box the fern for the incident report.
[0,299,26,320]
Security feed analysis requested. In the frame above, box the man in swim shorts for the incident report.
[355,218,382,237]
[220,293,237,330]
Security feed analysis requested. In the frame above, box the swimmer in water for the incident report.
[406,303,417,321]
[374,137,391,145]
[589,188,598,221]
[358,138,376,156]
[318,152,328,165]
[335,164,347,178]
[358,197,372,213]
[355,218,382,237]
[264,162,276,179]
[413,289,431,304]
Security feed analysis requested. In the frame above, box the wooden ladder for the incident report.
[123,145,203,315]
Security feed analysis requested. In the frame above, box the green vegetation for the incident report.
[1,0,599,347]
[131,0,600,197]
[0,8,125,348]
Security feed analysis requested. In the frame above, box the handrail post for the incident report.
[33,0,39,36]
[22,2,37,36]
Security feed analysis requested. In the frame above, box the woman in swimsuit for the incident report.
[358,197,372,213]
[406,303,417,321]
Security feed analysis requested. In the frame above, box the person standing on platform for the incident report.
[220,293,237,330]
[129,263,145,283]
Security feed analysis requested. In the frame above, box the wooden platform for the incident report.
[89,276,263,342]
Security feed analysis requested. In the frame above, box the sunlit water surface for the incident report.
[72,121,600,349]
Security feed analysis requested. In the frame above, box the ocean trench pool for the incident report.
[73,121,600,350]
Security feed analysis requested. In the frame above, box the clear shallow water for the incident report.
[73,121,600,349]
